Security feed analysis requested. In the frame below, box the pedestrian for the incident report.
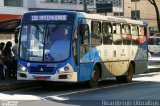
[2,41,13,80]
[11,27,20,79]
[0,42,5,51]
[0,42,5,80]
[12,43,18,79]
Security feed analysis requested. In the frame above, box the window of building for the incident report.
[63,0,75,4]
[79,0,84,4]
[45,0,58,2]
[4,0,23,7]
[112,0,121,6]
[131,10,140,20]
[131,0,140,2]
[86,0,94,5]
[114,12,124,16]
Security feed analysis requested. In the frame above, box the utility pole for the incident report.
[84,0,87,12]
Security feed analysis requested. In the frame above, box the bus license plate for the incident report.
[35,76,47,81]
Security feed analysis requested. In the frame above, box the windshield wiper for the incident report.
[33,24,44,34]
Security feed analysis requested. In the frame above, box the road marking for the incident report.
[43,96,69,101]
[43,81,144,101]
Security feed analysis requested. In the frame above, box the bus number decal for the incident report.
[31,15,67,21]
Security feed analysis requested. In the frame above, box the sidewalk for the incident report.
[148,55,160,72]
[0,79,39,91]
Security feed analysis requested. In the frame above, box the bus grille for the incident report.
[30,67,53,73]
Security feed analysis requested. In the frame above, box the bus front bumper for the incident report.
[17,72,78,82]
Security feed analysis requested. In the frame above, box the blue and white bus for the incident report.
[17,10,148,87]
[148,33,160,55]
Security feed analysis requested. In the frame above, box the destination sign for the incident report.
[31,15,67,21]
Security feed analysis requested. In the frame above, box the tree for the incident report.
[148,0,160,32]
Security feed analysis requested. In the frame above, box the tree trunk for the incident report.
[155,5,160,32]
[148,0,160,32]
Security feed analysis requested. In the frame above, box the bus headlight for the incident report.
[18,63,27,72]
[57,63,74,74]
[64,66,69,72]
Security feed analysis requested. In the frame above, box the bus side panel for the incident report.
[132,42,148,74]
[96,45,112,78]
[78,47,100,81]
[98,45,129,77]
[78,63,93,81]
[134,60,148,74]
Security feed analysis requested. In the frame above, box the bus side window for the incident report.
[139,26,147,44]
[102,22,112,45]
[91,21,101,46]
[113,23,122,45]
[122,24,131,45]
[131,25,139,45]
[80,24,89,44]
[79,24,89,58]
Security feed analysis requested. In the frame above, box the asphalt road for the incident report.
[1,72,160,106]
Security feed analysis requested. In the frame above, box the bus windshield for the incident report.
[20,23,72,62]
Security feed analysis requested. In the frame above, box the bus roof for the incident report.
[23,10,145,25]
[77,12,144,25]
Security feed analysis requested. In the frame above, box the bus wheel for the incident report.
[116,63,133,83]
[90,65,100,88]
[125,63,133,83]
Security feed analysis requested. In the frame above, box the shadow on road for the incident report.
[1,79,125,95]
[133,72,158,78]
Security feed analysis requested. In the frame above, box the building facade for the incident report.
[0,0,124,18]
[0,0,124,33]
[124,0,160,35]
[0,0,124,42]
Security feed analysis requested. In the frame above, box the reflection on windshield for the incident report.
[20,25,45,61]
[44,24,71,62]
[20,24,72,62]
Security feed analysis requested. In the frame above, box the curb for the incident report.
[0,80,40,91]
